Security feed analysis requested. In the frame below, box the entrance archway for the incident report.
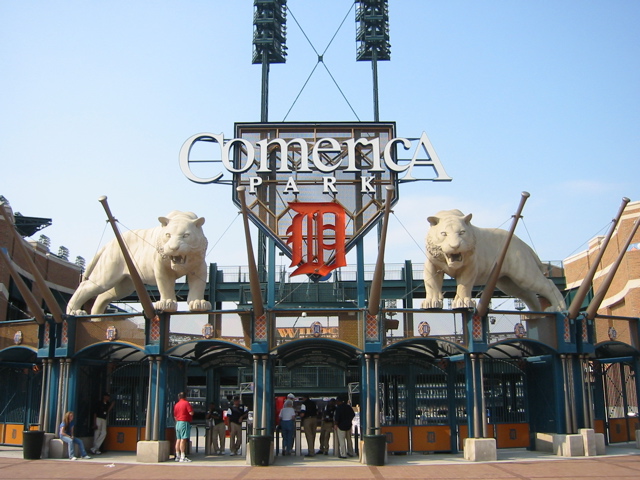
[273,338,362,399]
[594,341,639,443]
[485,339,559,449]
[0,346,42,445]
[380,338,467,453]
[74,342,149,451]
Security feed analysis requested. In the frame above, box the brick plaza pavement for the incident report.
[0,443,639,480]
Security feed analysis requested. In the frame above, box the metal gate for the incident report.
[483,359,529,448]
[83,361,150,451]
[75,363,108,437]
[380,361,464,453]
[600,361,639,443]
[0,365,42,445]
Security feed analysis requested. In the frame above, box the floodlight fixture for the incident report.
[58,246,69,260]
[252,0,288,65]
[355,0,391,62]
[38,234,51,249]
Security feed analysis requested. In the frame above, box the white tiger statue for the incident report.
[67,211,211,315]
[422,209,566,312]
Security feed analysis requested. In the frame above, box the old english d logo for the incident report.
[286,202,347,277]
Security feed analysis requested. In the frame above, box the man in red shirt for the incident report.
[173,392,194,462]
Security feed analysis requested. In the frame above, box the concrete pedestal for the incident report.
[49,437,90,459]
[42,433,55,459]
[554,434,585,457]
[536,431,604,457]
[136,440,170,463]
[595,433,606,455]
[534,433,554,452]
[579,428,596,456]
[463,438,497,462]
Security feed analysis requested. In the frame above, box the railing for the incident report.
[217,263,409,284]
[190,423,205,453]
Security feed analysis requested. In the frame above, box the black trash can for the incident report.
[22,430,45,460]
[363,434,386,466]
[249,435,271,466]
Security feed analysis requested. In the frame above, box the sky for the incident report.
[2,0,639,278]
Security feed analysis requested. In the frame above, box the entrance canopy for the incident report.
[0,346,38,364]
[75,343,147,362]
[383,338,467,360]
[274,338,361,370]
[595,341,639,360]
[167,340,252,369]
[485,339,557,360]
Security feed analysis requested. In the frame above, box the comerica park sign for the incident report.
[180,128,451,187]
[179,122,451,277]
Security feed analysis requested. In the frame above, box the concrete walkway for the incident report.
[0,443,639,480]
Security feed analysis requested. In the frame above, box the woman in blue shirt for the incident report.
[59,411,91,460]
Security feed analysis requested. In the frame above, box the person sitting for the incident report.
[59,411,91,460]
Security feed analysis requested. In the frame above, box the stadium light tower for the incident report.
[252,1,288,282]
[252,0,288,122]
[355,0,391,121]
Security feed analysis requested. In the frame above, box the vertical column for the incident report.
[56,360,64,426]
[38,358,50,430]
[356,240,366,308]
[469,354,482,438]
[364,354,372,434]
[582,354,594,428]
[634,357,640,439]
[403,260,414,338]
[479,354,487,438]
[252,355,260,432]
[145,357,154,441]
[153,356,162,441]
[55,359,71,429]
[261,355,268,432]
[374,354,380,432]
[560,355,574,433]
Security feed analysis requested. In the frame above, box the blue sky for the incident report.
[1,0,638,271]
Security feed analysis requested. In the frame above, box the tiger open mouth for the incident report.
[171,256,186,265]
[445,253,463,264]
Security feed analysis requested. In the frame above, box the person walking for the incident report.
[59,411,91,460]
[90,393,113,455]
[173,392,194,462]
[334,395,355,459]
[318,398,336,455]
[227,396,248,456]
[299,393,318,457]
[206,401,226,455]
[279,398,296,455]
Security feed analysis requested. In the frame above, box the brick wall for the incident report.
[0,216,81,322]
[564,201,640,322]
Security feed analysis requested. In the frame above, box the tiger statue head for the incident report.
[426,209,476,269]
[156,211,208,276]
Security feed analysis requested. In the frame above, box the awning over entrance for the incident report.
[167,341,252,369]
[381,338,467,370]
[0,346,38,364]
[75,342,147,362]
[485,339,557,359]
[274,338,360,369]
[595,341,639,360]
[383,338,467,359]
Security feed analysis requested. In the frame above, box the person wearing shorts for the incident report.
[173,392,194,462]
